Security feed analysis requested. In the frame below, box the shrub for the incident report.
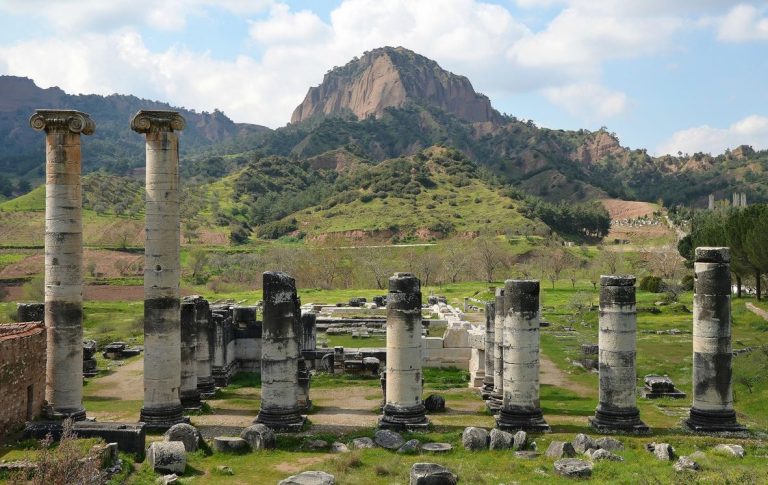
[257,218,298,239]
[639,275,663,293]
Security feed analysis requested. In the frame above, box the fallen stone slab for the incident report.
[350,437,376,449]
[554,458,593,478]
[212,437,249,453]
[375,429,405,450]
[595,436,623,452]
[545,441,576,459]
[713,444,745,458]
[240,424,276,450]
[164,423,201,452]
[572,433,598,454]
[587,449,623,461]
[278,470,336,485]
[515,451,541,459]
[462,426,489,451]
[646,442,675,461]
[674,456,700,472]
[421,443,452,453]
[398,439,421,454]
[409,463,458,485]
[147,441,186,475]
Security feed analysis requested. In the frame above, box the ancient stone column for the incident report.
[481,301,495,399]
[686,247,746,432]
[590,276,648,433]
[301,312,317,352]
[379,272,429,430]
[194,297,215,398]
[179,297,200,409]
[30,109,94,421]
[496,280,549,432]
[255,272,305,431]
[132,110,186,429]
[487,287,504,412]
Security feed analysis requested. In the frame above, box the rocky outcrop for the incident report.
[291,47,501,125]
[571,130,625,165]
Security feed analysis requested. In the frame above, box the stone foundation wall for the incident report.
[0,322,46,438]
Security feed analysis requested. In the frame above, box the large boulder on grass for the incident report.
[374,429,405,450]
[409,463,458,485]
[554,458,593,478]
[545,441,576,459]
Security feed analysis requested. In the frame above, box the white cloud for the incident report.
[716,4,768,42]
[543,83,629,120]
[657,115,768,155]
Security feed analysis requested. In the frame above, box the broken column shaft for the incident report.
[590,276,648,433]
[255,272,306,431]
[379,272,429,430]
[481,301,495,399]
[686,247,746,432]
[496,280,549,432]
[132,110,186,429]
[179,298,200,409]
[30,109,94,420]
[487,287,505,412]
[194,297,215,398]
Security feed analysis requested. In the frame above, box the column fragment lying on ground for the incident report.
[255,272,306,432]
[132,110,186,430]
[590,275,648,433]
[496,280,549,432]
[379,272,429,430]
[481,301,495,399]
[179,297,200,410]
[30,109,94,421]
[487,287,505,413]
[685,247,746,433]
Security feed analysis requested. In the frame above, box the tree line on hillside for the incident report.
[678,204,768,299]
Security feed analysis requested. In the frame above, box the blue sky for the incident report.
[0,0,766,155]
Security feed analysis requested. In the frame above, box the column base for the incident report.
[685,408,747,434]
[255,408,306,432]
[44,406,87,422]
[496,406,550,433]
[590,407,649,434]
[139,404,188,431]
[180,389,202,411]
[379,403,430,431]
[197,378,216,399]
[481,379,495,400]
[486,392,503,413]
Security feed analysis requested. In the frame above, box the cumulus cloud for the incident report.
[543,83,629,120]
[716,4,768,42]
[657,115,768,155]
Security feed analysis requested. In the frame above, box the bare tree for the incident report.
[357,246,393,289]
[441,241,470,283]
[473,237,507,282]
[544,248,573,288]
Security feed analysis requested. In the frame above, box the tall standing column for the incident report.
[686,247,746,432]
[180,297,200,409]
[301,312,317,352]
[481,301,495,399]
[590,276,648,433]
[30,110,94,420]
[487,287,504,412]
[379,273,429,430]
[133,110,186,429]
[194,297,215,398]
[255,272,306,431]
[496,280,549,432]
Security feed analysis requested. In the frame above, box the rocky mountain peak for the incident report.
[290,46,501,125]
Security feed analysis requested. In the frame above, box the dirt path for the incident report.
[746,302,768,321]
[87,358,144,399]
[540,354,592,397]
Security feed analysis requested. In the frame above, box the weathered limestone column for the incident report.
[379,272,429,430]
[301,312,317,352]
[30,109,94,421]
[487,287,504,412]
[686,247,746,432]
[496,280,549,432]
[590,276,648,433]
[179,297,200,409]
[255,272,306,431]
[132,110,186,429]
[194,297,215,398]
[481,301,495,399]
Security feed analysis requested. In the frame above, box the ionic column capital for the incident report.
[131,110,185,134]
[29,109,95,135]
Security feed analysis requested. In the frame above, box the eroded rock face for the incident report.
[278,471,336,485]
[409,463,458,485]
[291,47,501,125]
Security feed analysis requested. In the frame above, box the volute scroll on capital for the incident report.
[131,110,186,134]
[29,109,95,135]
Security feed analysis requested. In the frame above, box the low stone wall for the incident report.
[0,322,46,439]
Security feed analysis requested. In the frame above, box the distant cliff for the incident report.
[291,46,502,125]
